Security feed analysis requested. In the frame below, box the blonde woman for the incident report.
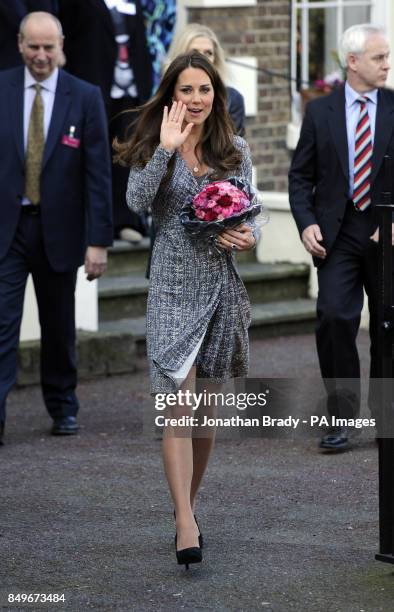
[165,23,245,136]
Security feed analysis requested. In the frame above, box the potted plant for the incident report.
[300,69,344,113]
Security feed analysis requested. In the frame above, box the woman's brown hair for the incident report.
[113,53,242,180]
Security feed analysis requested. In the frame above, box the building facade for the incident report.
[21,0,394,339]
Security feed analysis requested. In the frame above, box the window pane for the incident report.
[297,8,338,85]
[296,4,372,89]
[344,7,370,30]
[308,8,328,82]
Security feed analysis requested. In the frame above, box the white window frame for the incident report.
[288,0,390,146]
[291,0,374,103]
[184,0,256,6]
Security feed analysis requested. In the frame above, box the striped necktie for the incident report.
[25,83,44,205]
[353,96,372,211]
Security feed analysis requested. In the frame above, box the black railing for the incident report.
[375,155,394,565]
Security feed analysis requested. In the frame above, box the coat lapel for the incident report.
[9,68,25,166]
[42,70,71,169]
[327,87,349,182]
[370,88,394,186]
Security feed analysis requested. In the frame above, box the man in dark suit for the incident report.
[0,12,113,445]
[289,24,392,452]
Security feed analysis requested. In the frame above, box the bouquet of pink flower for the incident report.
[180,177,261,240]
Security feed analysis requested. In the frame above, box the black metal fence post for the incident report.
[375,155,394,565]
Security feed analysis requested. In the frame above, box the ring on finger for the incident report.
[231,243,237,250]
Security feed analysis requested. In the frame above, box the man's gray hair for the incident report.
[19,11,64,39]
[338,23,388,69]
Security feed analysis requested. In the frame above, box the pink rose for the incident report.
[204,184,220,197]
[193,195,205,208]
[206,199,217,208]
[204,209,217,222]
[216,194,233,207]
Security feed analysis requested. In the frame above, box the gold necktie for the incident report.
[25,83,44,205]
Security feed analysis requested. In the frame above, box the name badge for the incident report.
[62,135,80,148]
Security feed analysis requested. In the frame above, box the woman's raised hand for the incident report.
[160,101,194,152]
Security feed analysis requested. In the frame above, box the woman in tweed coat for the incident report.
[116,53,255,568]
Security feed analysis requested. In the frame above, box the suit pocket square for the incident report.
[62,135,81,148]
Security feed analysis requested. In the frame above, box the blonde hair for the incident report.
[164,23,227,80]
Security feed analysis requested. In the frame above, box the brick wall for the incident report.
[187,0,291,192]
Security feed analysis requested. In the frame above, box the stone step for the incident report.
[106,238,257,277]
[235,248,259,264]
[106,239,151,276]
[99,274,149,320]
[237,262,309,305]
[17,328,139,387]
[98,262,310,322]
[17,299,316,386]
[249,298,316,338]
[100,298,317,342]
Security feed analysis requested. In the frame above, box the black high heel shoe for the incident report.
[173,510,203,549]
[193,515,203,549]
[175,534,202,570]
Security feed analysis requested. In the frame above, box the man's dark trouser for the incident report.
[316,200,386,419]
[0,208,79,424]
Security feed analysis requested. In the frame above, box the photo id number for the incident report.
[8,593,65,603]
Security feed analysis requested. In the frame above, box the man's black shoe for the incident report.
[0,421,4,445]
[319,426,351,452]
[51,416,79,436]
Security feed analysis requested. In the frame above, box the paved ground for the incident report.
[1,331,394,612]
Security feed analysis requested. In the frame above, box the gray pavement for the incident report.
[1,332,394,612]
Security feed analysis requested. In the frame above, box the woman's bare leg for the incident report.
[162,367,199,550]
[190,381,220,510]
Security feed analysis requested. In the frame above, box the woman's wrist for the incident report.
[159,143,175,155]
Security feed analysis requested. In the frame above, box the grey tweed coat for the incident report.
[126,136,253,393]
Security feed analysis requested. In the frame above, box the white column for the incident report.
[372,0,393,87]
[387,1,394,89]
[20,268,98,342]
